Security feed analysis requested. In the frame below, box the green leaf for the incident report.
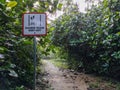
[23,40,32,45]
[9,69,18,77]
[0,0,5,4]
[103,0,108,7]
[0,47,7,53]
[7,1,17,8]
[0,2,4,9]
[57,3,62,10]
[117,31,120,36]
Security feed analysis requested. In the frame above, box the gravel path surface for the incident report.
[42,60,88,90]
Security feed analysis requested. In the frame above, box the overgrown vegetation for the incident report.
[0,0,62,89]
[49,59,68,69]
[50,0,120,80]
[0,0,120,89]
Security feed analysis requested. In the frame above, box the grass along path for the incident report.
[48,59,69,69]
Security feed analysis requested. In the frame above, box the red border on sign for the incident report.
[22,12,47,36]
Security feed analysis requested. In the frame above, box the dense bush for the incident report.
[0,0,61,89]
[51,0,120,80]
[0,1,35,89]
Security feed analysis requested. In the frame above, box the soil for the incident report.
[36,60,118,90]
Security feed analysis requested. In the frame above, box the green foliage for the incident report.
[7,1,17,8]
[0,0,62,89]
[51,0,120,80]
[15,86,24,90]
[49,59,68,69]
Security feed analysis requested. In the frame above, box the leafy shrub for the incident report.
[51,0,120,80]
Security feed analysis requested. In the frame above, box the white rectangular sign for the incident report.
[22,13,47,36]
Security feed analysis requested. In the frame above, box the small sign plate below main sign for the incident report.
[22,13,47,36]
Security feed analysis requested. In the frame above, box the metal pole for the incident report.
[33,36,37,90]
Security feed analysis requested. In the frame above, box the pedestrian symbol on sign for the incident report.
[28,15,35,26]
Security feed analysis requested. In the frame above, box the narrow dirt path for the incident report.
[36,60,118,90]
[42,60,88,90]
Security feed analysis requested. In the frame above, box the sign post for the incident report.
[22,13,47,90]
[33,36,36,90]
